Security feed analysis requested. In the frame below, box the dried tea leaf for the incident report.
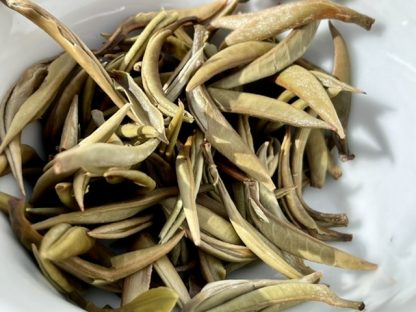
[205,282,365,312]
[116,287,178,312]
[187,41,275,91]
[104,169,156,192]
[218,0,374,45]
[276,64,345,139]
[202,143,302,278]
[79,103,132,146]
[136,233,191,308]
[57,232,184,284]
[45,69,87,144]
[310,70,363,94]
[0,53,76,153]
[249,190,376,270]
[184,273,321,312]
[199,250,226,283]
[306,129,329,188]
[142,20,194,122]
[0,63,47,195]
[73,170,90,211]
[121,265,152,306]
[209,88,334,130]
[199,232,256,263]
[96,0,227,54]
[329,21,355,160]
[52,138,160,175]
[110,231,184,271]
[88,216,153,240]
[1,0,131,119]
[164,46,205,102]
[213,22,319,89]
[112,71,167,143]
[176,136,200,245]
[32,244,76,295]
[59,95,79,152]
[188,86,275,191]
[33,186,178,230]
[198,203,241,245]
[120,11,172,72]
[278,130,321,231]
[40,224,95,261]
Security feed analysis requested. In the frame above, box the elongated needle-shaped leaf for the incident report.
[187,41,275,91]
[176,136,200,245]
[116,287,179,312]
[142,20,194,122]
[52,138,159,175]
[279,130,321,231]
[202,144,302,278]
[0,0,135,121]
[188,86,275,190]
[276,64,345,139]
[209,88,334,130]
[57,231,184,284]
[88,216,153,240]
[120,11,169,72]
[87,287,180,312]
[213,22,319,89]
[329,21,355,160]
[59,95,79,152]
[110,231,184,270]
[122,265,152,306]
[137,233,191,308]
[72,170,90,211]
[45,68,87,144]
[206,282,365,312]
[184,273,321,312]
[0,63,47,195]
[310,70,363,94]
[306,129,329,188]
[95,0,227,54]
[33,186,178,230]
[250,189,377,270]
[163,196,241,245]
[0,53,76,153]
[112,71,167,143]
[199,250,226,283]
[165,46,205,101]
[199,233,255,263]
[79,103,132,146]
[216,0,374,45]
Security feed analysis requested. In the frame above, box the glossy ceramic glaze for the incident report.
[0,0,415,311]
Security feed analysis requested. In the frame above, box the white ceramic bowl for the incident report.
[1,0,415,311]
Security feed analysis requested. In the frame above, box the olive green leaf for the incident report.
[213,22,319,89]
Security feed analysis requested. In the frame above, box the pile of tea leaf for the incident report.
[0,0,377,311]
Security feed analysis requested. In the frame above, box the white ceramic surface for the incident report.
[1,0,415,311]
